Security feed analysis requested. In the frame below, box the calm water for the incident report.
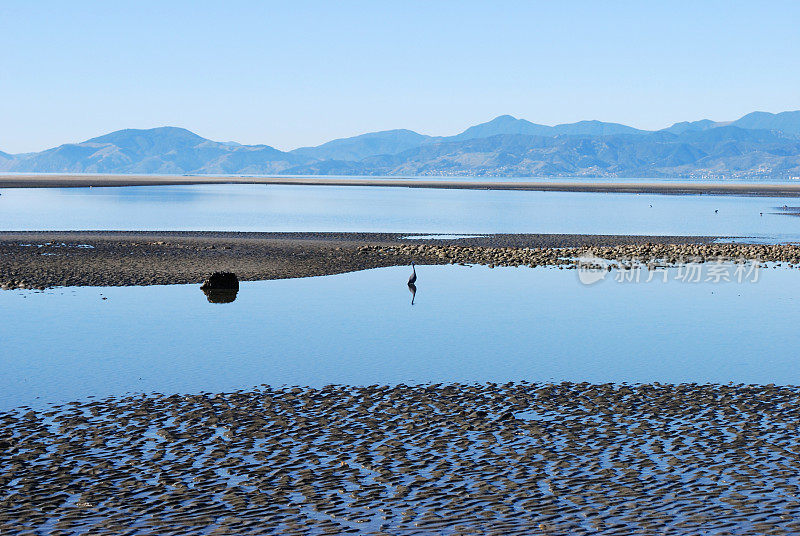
[2,184,800,239]
[2,264,799,410]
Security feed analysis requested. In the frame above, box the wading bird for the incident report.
[408,262,417,285]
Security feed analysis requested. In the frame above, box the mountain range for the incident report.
[2,110,800,179]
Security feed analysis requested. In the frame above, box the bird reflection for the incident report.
[408,282,416,305]
[407,262,417,305]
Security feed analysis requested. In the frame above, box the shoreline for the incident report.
[2,230,794,290]
[4,174,800,196]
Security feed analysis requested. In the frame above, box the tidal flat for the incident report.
[0,230,718,289]
[5,230,800,289]
[3,182,800,534]
[2,382,799,535]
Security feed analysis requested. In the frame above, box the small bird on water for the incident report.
[408,262,417,285]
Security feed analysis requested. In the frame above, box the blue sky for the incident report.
[1,1,798,153]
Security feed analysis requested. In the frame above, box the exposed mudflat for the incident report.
[2,382,799,535]
[0,231,718,289]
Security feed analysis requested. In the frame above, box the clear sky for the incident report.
[1,1,798,153]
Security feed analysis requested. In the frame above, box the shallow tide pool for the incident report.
[2,264,799,410]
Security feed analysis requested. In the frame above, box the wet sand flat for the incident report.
[3,230,800,289]
[2,381,799,535]
[0,230,731,289]
[4,173,800,196]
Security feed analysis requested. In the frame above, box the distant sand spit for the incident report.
[4,174,800,196]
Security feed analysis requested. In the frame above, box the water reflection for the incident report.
[2,265,800,410]
[202,288,238,303]
[407,282,416,305]
[200,271,239,303]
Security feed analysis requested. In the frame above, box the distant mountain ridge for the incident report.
[452,115,645,140]
[733,111,800,134]
[2,110,800,178]
[290,129,429,162]
[9,126,310,174]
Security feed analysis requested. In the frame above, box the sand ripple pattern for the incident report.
[2,382,800,535]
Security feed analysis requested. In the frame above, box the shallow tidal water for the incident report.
[4,265,800,535]
[2,264,799,411]
[3,184,800,240]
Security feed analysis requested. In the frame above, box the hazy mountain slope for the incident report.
[290,129,431,161]
[198,145,311,174]
[451,115,643,140]
[7,127,309,174]
[732,111,800,135]
[288,115,643,160]
[282,111,800,162]
[0,150,15,170]
[85,127,206,151]
[451,115,553,140]
[3,111,800,178]
[286,127,800,178]
[662,111,800,136]
[661,119,721,135]
[549,120,644,136]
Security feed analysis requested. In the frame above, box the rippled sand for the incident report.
[2,382,799,534]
